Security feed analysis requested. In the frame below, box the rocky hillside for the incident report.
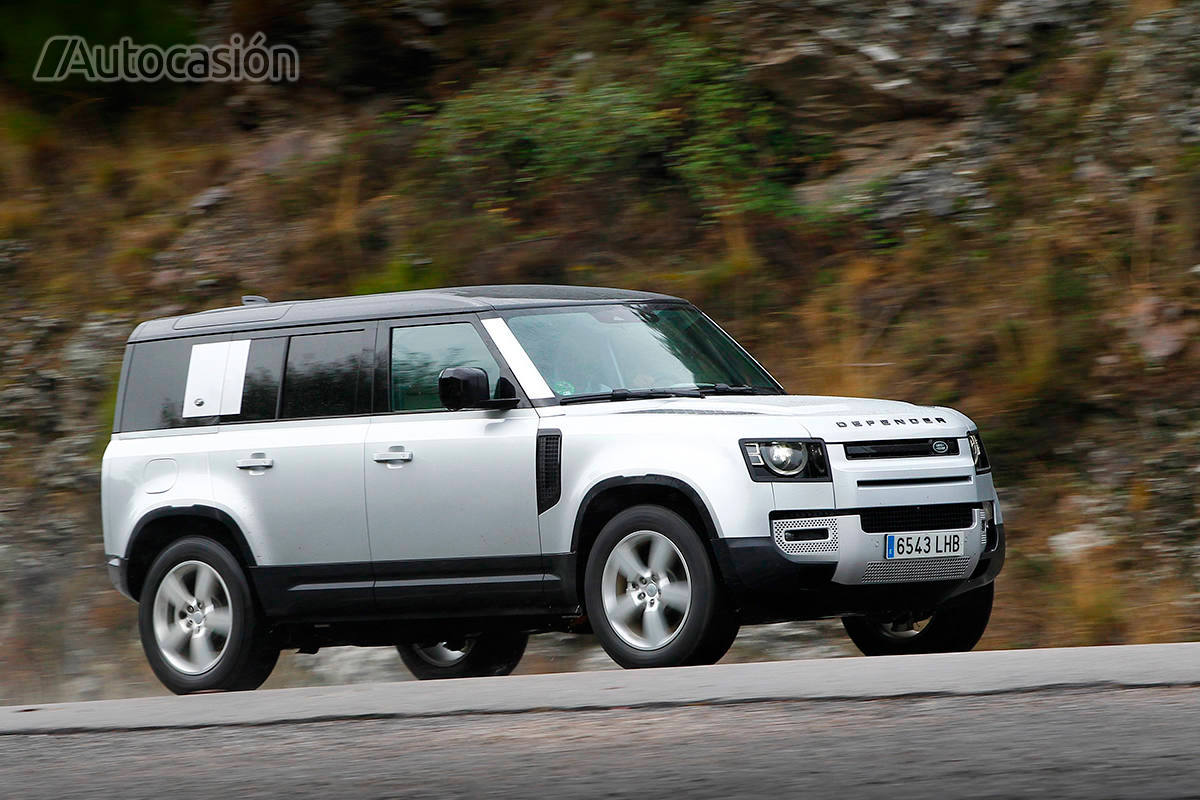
[0,0,1196,702]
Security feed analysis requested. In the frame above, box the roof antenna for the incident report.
[242,295,270,305]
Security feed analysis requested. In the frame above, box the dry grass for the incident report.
[1058,553,1130,645]
[0,194,45,238]
[1124,0,1179,23]
[0,97,244,309]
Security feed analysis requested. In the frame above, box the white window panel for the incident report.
[219,339,251,415]
[182,339,251,418]
[480,317,554,399]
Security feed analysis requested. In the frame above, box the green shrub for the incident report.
[420,77,673,192]
[351,256,447,296]
[417,28,802,219]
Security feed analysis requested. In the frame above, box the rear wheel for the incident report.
[585,504,730,669]
[842,581,994,656]
[138,537,279,694]
[396,632,528,680]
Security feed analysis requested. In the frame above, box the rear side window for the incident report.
[280,331,361,419]
[121,338,220,432]
[120,331,364,431]
[390,323,502,411]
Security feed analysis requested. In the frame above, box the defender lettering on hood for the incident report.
[835,416,951,429]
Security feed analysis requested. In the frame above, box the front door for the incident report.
[364,317,542,615]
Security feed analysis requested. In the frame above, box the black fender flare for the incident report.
[125,505,258,567]
[569,474,720,554]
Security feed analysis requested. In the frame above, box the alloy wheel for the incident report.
[874,616,933,641]
[412,639,476,667]
[151,560,233,675]
[600,530,692,651]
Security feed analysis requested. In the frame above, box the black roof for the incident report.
[127,285,688,342]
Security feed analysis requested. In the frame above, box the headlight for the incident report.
[741,440,830,482]
[967,430,991,474]
[764,442,808,476]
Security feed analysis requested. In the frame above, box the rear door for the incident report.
[364,315,543,615]
[208,323,376,617]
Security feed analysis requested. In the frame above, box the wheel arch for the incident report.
[570,475,723,605]
[124,506,257,602]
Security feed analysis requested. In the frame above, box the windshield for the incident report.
[502,304,781,399]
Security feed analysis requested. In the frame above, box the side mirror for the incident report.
[438,367,520,411]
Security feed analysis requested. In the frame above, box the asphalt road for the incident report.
[3,644,1199,799]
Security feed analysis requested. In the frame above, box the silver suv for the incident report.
[102,285,1004,693]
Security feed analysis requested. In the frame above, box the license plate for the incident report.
[885,532,963,559]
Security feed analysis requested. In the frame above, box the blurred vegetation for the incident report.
[417,28,806,219]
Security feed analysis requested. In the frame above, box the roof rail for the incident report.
[241,295,270,306]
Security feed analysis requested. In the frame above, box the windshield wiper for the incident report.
[559,388,705,405]
[694,383,778,396]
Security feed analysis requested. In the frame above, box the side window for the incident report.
[221,338,286,423]
[390,323,502,411]
[120,333,357,431]
[280,331,361,419]
[121,338,220,432]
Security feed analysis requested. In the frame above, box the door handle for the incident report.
[373,450,414,463]
[236,457,274,469]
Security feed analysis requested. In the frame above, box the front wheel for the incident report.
[842,581,995,656]
[138,537,279,694]
[585,504,731,669]
[396,631,528,680]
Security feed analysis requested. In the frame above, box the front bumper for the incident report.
[770,504,994,585]
[712,524,1005,624]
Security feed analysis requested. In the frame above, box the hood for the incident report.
[557,394,973,441]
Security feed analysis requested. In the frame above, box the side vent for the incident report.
[536,430,562,514]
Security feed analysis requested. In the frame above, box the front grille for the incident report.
[535,431,561,513]
[844,438,960,459]
[859,503,975,534]
[772,516,839,555]
[861,556,972,584]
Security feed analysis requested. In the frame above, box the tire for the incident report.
[684,603,740,666]
[396,631,528,680]
[842,581,995,657]
[138,537,279,694]
[584,504,730,669]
